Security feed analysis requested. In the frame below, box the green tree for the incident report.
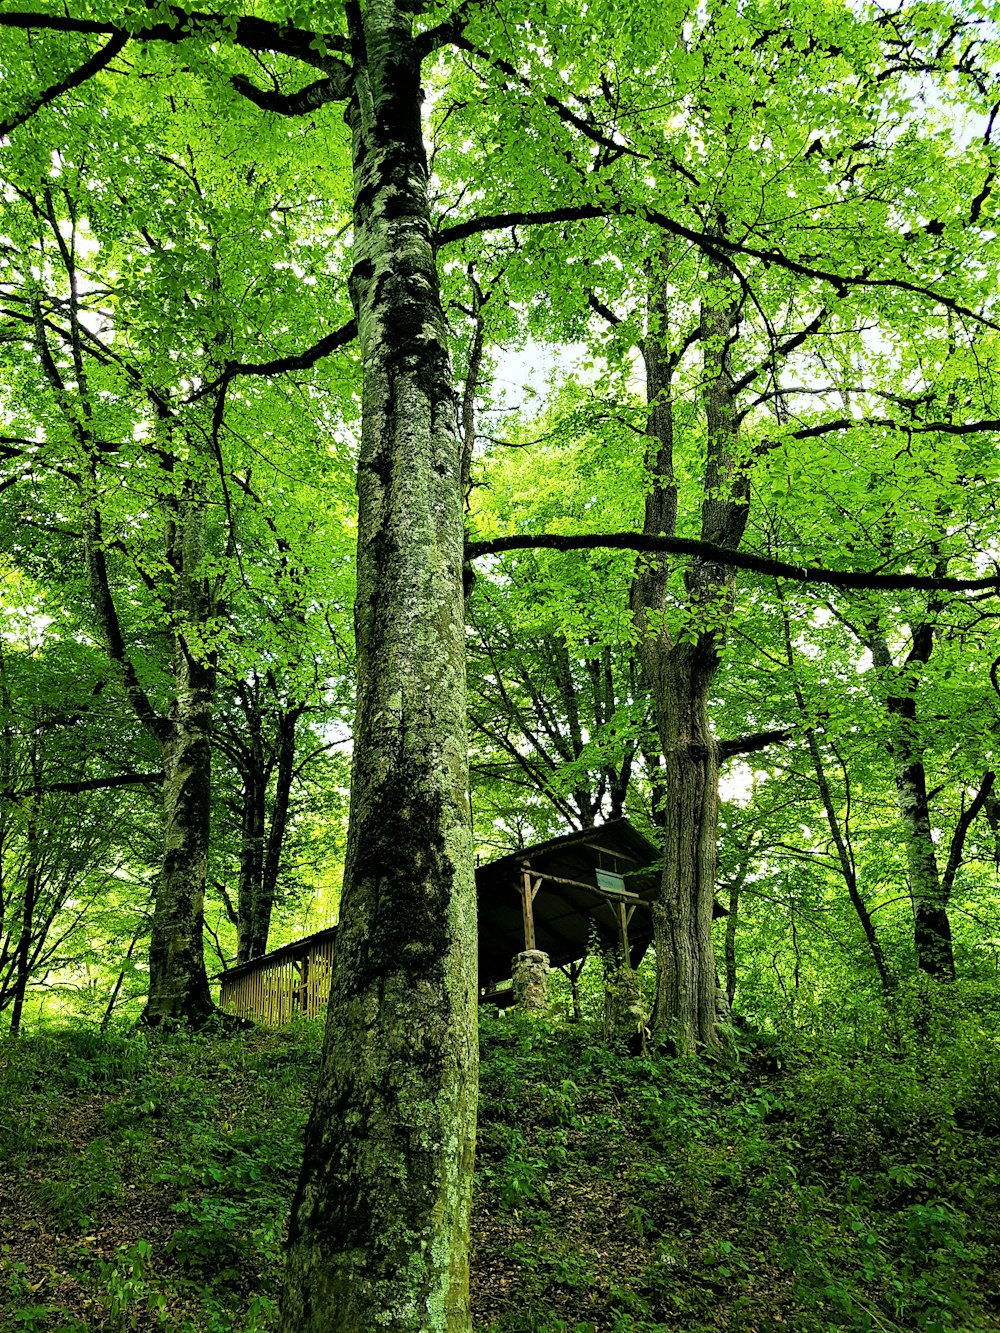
[2,1,999,1328]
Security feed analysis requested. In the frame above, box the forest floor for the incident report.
[0,997,998,1332]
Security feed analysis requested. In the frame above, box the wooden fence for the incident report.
[219,932,337,1025]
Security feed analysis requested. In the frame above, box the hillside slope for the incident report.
[0,1005,997,1332]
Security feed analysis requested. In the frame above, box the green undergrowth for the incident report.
[0,1018,321,1332]
[476,986,1000,1333]
[0,987,997,1331]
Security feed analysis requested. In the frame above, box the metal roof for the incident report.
[217,924,338,983]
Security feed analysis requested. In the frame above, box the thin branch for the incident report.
[187,318,358,400]
[941,770,996,899]
[0,773,163,803]
[791,415,1000,441]
[437,204,1000,333]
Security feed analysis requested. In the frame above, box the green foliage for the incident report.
[0,1008,997,1329]
[0,1019,322,1331]
[476,1004,1000,1333]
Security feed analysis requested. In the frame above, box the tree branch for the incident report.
[0,11,345,70]
[0,772,164,802]
[719,728,795,761]
[437,205,1000,334]
[437,206,605,248]
[230,69,351,114]
[791,415,1000,440]
[941,770,996,900]
[0,31,128,138]
[187,318,358,400]
[465,531,1000,593]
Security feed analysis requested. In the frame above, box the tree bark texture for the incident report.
[72,380,217,1023]
[645,646,725,1050]
[724,874,740,1008]
[143,645,216,1024]
[136,451,217,1024]
[8,768,39,1039]
[631,253,746,1052]
[280,8,477,1330]
[233,705,299,964]
[870,630,956,980]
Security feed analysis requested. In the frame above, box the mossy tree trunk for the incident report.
[631,253,746,1053]
[143,645,216,1025]
[870,624,956,981]
[279,5,477,1330]
[141,478,217,1026]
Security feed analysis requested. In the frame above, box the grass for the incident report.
[0,988,998,1331]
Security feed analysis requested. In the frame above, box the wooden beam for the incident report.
[582,842,644,864]
[530,870,641,901]
[617,901,632,969]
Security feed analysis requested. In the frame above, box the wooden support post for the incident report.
[519,863,542,952]
[617,902,633,970]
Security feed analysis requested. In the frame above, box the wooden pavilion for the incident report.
[218,818,662,1024]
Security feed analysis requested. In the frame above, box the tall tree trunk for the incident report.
[235,772,266,964]
[79,437,218,1024]
[254,707,299,953]
[870,631,955,980]
[723,856,752,1008]
[280,7,476,1330]
[140,458,217,1024]
[631,247,746,1052]
[32,244,219,1026]
[235,705,301,964]
[143,646,216,1024]
[8,760,39,1039]
[101,928,143,1032]
[648,645,724,1049]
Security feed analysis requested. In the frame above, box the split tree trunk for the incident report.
[234,744,267,964]
[631,249,746,1053]
[279,6,477,1330]
[234,708,298,964]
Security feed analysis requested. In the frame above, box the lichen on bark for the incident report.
[279,4,477,1329]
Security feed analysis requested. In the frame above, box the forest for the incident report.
[0,0,999,1329]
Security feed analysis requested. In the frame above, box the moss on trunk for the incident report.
[279,6,477,1329]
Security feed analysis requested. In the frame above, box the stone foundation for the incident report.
[512,949,550,1011]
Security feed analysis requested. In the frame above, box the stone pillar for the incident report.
[512,950,549,1011]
